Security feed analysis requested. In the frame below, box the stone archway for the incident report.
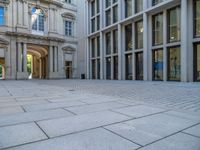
[27,44,48,79]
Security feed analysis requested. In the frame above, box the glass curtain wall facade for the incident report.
[88,0,200,82]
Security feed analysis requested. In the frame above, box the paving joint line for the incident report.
[136,122,200,150]
[102,126,143,147]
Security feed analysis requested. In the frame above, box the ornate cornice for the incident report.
[6,31,65,42]
[0,0,10,5]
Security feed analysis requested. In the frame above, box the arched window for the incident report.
[32,7,44,32]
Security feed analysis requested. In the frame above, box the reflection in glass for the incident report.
[168,7,181,43]
[152,13,163,45]
[91,38,95,58]
[106,57,111,79]
[125,24,132,51]
[97,59,100,79]
[126,54,132,80]
[113,5,118,23]
[97,36,100,57]
[136,52,143,80]
[106,32,111,55]
[114,56,118,80]
[195,44,200,81]
[0,7,5,25]
[153,49,163,80]
[92,60,96,79]
[135,0,143,13]
[194,0,200,37]
[106,10,111,26]
[113,29,118,53]
[168,47,181,81]
[125,0,132,18]
[135,21,143,49]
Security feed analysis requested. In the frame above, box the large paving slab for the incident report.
[5,128,140,150]
[164,110,200,121]
[105,113,200,146]
[0,123,47,149]
[123,113,199,137]
[111,105,167,118]
[0,106,24,116]
[138,133,200,150]
[37,111,130,138]
[23,101,86,112]
[183,124,200,138]
[0,100,49,108]
[65,101,129,114]
[0,109,73,127]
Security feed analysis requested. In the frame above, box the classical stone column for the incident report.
[54,46,58,72]
[23,43,27,72]
[49,46,53,72]
[18,42,22,72]
[17,0,22,26]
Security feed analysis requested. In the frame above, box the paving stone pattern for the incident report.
[0,80,199,150]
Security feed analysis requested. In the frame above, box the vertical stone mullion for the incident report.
[181,0,188,82]
[18,42,22,72]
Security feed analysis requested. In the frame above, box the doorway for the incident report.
[65,61,72,79]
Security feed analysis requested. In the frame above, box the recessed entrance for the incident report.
[27,44,48,79]
[65,61,72,79]
[0,58,5,80]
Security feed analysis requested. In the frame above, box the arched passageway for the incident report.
[27,44,48,79]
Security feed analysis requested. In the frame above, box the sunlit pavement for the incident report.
[0,79,200,150]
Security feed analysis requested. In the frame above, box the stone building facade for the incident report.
[86,0,200,82]
[0,0,86,80]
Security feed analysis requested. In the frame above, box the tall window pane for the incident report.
[0,7,5,25]
[114,56,118,80]
[168,47,181,81]
[113,29,118,53]
[96,0,100,13]
[135,20,143,49]
[106,57,111,79]
[91,38,95,58]
[106,0,111,8]
[194,44,200,81]
[32,8,44,32]
[92,60,96,79]
[106,32,111,55]
[97,15,100,30]
[136,52,143,80]
[113,5,118,23]
[125,0,132,18]
[97,59,100,79]
[97,36,100,57]
[125,24,132,51]
[153,49,163,81]
[168,7,181,43]
[194,0,200,37]
[135,0,143,13]
[91,1,95,17]
[125,54,132,80]
[152,13,163,45]
[91,18,95,33]
[106,10,111,26]
[152,0,163,6]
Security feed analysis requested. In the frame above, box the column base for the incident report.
[16,72,29,80]
[48,72,65,79]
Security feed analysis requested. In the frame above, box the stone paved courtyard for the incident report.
[0,80,200,150]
